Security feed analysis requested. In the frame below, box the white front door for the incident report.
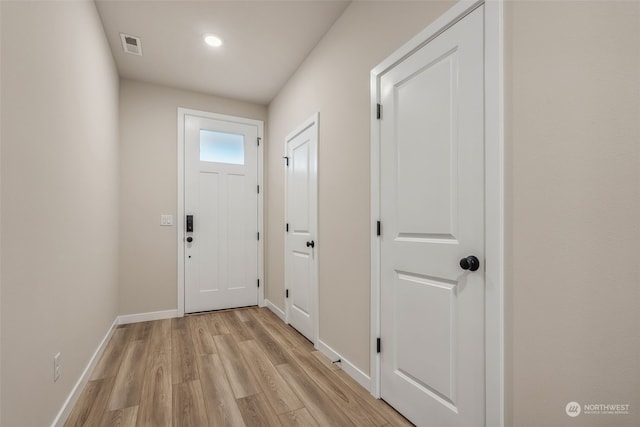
[379,6,485,426]
[285,114,318,343]
[184,114,259,313]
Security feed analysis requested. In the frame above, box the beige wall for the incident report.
[0,1,3,422]
[0,2,3,422]
[0,1,120,425]
[266,1,455,374]
[119,79,267,315]
[506,2,640,426]
[268,0,639,423]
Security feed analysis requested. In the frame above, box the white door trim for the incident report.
[369,1,504,426]
[177,107,265,317]
[284,112,319,347]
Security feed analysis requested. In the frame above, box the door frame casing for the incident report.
[369,1,504,426]
[283,112,320,348]
[177,107,265,317]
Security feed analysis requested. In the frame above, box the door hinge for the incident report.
[257,279,260,288]
[257,137,261,146]
[286,223,289,232]
[283,156,289,166]
[286,289,289,298]
[376,220,381,236]
[257,185,260,194]
[257,232,260,240]
[376,103,382,120]
[376,338,381,353]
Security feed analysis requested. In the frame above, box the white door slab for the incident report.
[285,114,319,343]
[184,114,259,313]
[379,6,485,426]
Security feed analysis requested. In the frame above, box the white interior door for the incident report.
[379,6,485,426]
[184,114,259,313]
[285,114,318,343]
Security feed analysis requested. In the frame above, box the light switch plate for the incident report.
[160,214,173,226]
[54,352,61,382]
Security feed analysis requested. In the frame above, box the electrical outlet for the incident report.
[54,352,61,382]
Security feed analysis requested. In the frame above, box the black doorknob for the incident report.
[186,236,193,243]
[459,255,480,271]
[306,241,315,248]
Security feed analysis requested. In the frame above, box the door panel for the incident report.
[379,6,484,426]
[395,273,456,403]
[197,172,220,292]
[396,51,458,237]
[285,116,318,343]
[185,115,258,313]
[227,173,251,288]
[290,251,311,317]
[291,142,310,233]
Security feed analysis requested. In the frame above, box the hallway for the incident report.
[3,1,639,426]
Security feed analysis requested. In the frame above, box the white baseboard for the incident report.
[263,303,372,392]
[264,299,286,322]
[51,317,119,427]
[118,309,178,325]
[52,310,178,426]
[317,339,372,392]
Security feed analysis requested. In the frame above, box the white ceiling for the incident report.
[95,0,351,105]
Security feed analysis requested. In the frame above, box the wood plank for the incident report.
[221,310,253,342]
[108,340,148,410]
[278,408,319,427]
[238,340,303,414]
[251,308,314,351]
[100,406,138,427]
[280,323,314,351]
[311,350,340,371]
[187,315,217,355]
[276,363,356,427]
[197,354,246,427]
[91,328,129,380]
[172,380,209,427]
[288,345,386,426]
[245,308,295,350]
[333,370,414,427]
[147,318,171,354]
[171,317,198,384]
[244,319,293,366]
[213,334,260,398]
[128,321,153,341]
[234,308,252,322]
[237,393,283,427]
[136,350,172,427]
[204,312,230,336]
[64,377,115,427]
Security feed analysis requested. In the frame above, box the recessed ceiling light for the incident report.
[204,34,223,48]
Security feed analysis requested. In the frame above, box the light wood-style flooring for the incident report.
[65,306,412,426]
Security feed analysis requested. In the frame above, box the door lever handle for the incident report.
[306,240,315,248]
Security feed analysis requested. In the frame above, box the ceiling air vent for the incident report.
[120,33,142,56]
